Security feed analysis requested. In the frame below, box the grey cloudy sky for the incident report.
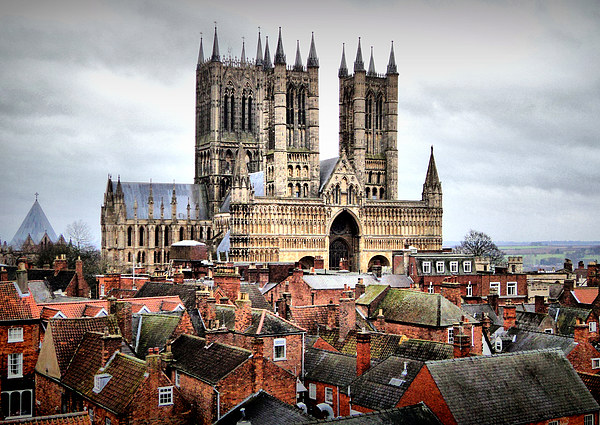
[1,0,599,247]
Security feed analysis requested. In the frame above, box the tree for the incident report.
[66,220,94,249]
[454,230,505,264]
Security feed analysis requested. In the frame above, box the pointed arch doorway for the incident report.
[329,210,360,271]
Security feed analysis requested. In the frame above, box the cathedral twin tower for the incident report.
[101,27,443,273]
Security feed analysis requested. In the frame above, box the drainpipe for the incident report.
[213,386,220,420]
[302,333,305,377]
[336,385,340,417]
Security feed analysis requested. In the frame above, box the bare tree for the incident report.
[66,220,94,249]
[454,229,505,264]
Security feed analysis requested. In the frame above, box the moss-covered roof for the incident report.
[356,284,388,306]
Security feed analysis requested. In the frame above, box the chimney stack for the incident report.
[354,278,365,300]
[234,292,253,333]
[146,348,161,384]
[53,254,68,273]
[0,268,7,282]
[258,267,270,289]
[534,295,547,314]
[574,318,590,344]
[356,330,371,376]
[503,302,517,329]
[376,309,386,332]
[110,300,133,343]
[563,279,575,293]
[487,292,499,315]
[440,277,461,308]
[251,338,265,392]
[326,301,337,330]
[214,263,241,301]
[481,313,491,336]
[452,322,471,358]
[15,269,28,295]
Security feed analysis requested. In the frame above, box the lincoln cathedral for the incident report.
[101,27,443,273]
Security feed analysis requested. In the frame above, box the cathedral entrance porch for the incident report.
[328,210,360,271]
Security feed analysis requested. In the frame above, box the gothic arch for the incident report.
[368,255,390,271]
[328,209,361,271]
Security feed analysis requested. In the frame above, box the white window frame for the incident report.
[324,387,333,404]
[428,282,434,294]
[436,261,445,274]
[593,358,600,369]
[585,414,594,425]
[174,370,180,387]
[450,261,458,274]
[447,328,454,344]
[548,421,559,425]
[93,373,111,393]
[100,284,105,297]
[489,282,500,296]
[422,261,431,274]
[1,389,33,419]
[544,328,554,334]
[308,383,316,400]
[495,338,503,352]
[466,282,473,297]
[506,282,517,296]
[463,261,472,273]
[274,338,286,361]
[158,386,173,406]
[590,322,598,333]
[7,353,23,378]
[8,328,23,343]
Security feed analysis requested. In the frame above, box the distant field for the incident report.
[497,243,600,271]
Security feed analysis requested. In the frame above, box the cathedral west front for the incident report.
[101,27,443,273]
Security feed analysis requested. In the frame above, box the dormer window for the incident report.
[463,261,472,273]
[93,373,111,393]
[436,261,444,274]
[450,261,458,274]
[422,262,431,274]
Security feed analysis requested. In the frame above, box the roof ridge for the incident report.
[427,347,564,364]
[308,346,357,359]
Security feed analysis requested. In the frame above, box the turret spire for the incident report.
[263,36,272,69]
[425,146,440,186]
[368,46,376,76]
[240,37,246,64]
[294,40,303,71]
[387,41,397,75]
[197,33,204,66]
[211,25,220,62]
[307,32,319,68]
[354,37,364,72]
[422,146,442,207]
[274,27,286,65]
[255,29,263,66]
[338,43,348,77]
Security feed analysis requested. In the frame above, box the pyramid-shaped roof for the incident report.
[10,199,57,248]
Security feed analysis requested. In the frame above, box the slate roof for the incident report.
[499,328,576,354]
[304,347,357,393]
[371,289,477,327]
[213,305,304,336]
[10,199,57,248]
[460,304,501,330]
[393,339,453,362]
[28,269,76,293]
[379,274,412,288]
[217,230,230,253]
[298,403,442,424]
[426,349,599,425]
[132,313,181,357]
[317,329,407,361]
[114,181,208,220]
[319,157,339,191]
[0,281,40,321]
[215,390,311,425]
[48,316,120,376]
[0,412,92,425]
[171,334,251,385]
[350,356,424,411]
[240,282,273,311]
[303,274,379,290]
[548,304,592,336]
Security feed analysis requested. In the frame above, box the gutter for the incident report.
[214,386,221,420]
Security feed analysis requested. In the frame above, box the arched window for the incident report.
[288,165,293,178]
[128,252,132,262]
[230,94,235,130]
[295,184,301,198]
[242,93,247,130]
[179,227,184,241]
[366,97,373,130]
[287,87,294,125]
[139,226,144,246]
[207,228,212,240]
[298,88,306,126]
[190,226,195,240]
[248,97,253,131]
[365,187,370,199]
[295,165,301,178]
[348,185,354,204]
[127,226,133,247]
[376,96,383,130]
[199,227,204,240]
[164,227,169,246]
[288,184,293,197]
[224,94,229,130]
[303,183,309,198]
[154,228,159,246]
[380,188,385,199]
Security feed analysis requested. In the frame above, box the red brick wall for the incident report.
[0,322,40,379]
[304,380,350,417]
[35,373,64,416]
[175,372,215,425]
[567,342,600,374]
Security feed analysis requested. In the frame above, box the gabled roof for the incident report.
[299,403,443,424]
[0,412,92,424]
[38,300,109,319]
[132,313,182,357]
[240,282,272,311]
[499,328,576,354]
[572,287,598,305]
[350,356,424,411]
[426,349,599,425]
[171,334,251,385]
[291,304,337,335]
[393,339,453,362]
[304,347,357,392]
[212,305,304,336]
[548,304,592,336]
[214,390,311,425]
[10,199,57,248]
[303,274,379,290]
[356,284,388,306]
[28,269,77,293]
[371,289,477,327]
[317,329,407,361]
[0,281,40,321]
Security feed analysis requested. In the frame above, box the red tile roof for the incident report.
[290,305,337,334]
[0,412,92,424]
[573,288,598,305]
[0,281,40,321]
[39,300,108,319]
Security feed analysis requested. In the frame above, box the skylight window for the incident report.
[388,377,405,387]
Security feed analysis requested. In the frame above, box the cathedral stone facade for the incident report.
[101,27,443,273]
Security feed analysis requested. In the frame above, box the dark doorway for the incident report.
[329,210,359,271]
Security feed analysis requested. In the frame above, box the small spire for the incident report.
[274,27,286,65]
[240,37,246,64]
[197,33,204,66]
[211,24,220,62]
[387,41,398,75]
[425,146,440,187]
[148,179,154,203]
[294,40,303,71]
[307,32,319,68]
[338,43,348,77]
[263,36,272,69]
[171,181,177,204]
[368,46,376,76]
[354,37,364,72]
[255,28,263,66]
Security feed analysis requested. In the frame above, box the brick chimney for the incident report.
[100,328,122,368]
[453,322,471,358]
[53,254,68,273]
[440,277,461,308]
[564,279,575,293]
[481,313,491,336]
[0,268,7,282]
[251,338,264,392]
[339,291,356,341]
[574,318,590,344]
[356,330,371,376]
[234,292,253,333]
[258,267,270,289]
[292,267,303,279]
[564,259,573,273]
[354,278,365,300]
[110,299,133,343]
[173,271,184,284]
[214,263,241,302]
[206,294,217,328]
[161,340,174,368]
[314,256,324,269]
[376,309,386,332]
[579,261,585,270]
[503,302,517,329]
[146,348,161,386]
[15,269,28,294]
[487,293,499,315]
[535,295,547,314]
[327,301,337,330]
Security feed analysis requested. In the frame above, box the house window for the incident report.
[274,338,286,360]
[592,358,600,369]
[428,283,434,294]
[8,328,23,343]
[506,282,517,296]
[100,284,105,297]
[324,387,333,404]
[463,261,472,273]
[7,353,22,378]
[308,383,316,400]
[174,370,180,387]
[590,322,598,333]
[489,282,500,295]
[466,283,473,297]
[105,418,111,425]
[89,409,94,422]
[1,389,32,418]
[548,421,559,425]
[544,328,554,334]
[447,328,454,344]
[495,338,503,352]
[436,261,444,274]
[585,414,594,425]
[422,261,431,274]
[93,374,111,393]
[450,261,458,274]
[158,386,173,406]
